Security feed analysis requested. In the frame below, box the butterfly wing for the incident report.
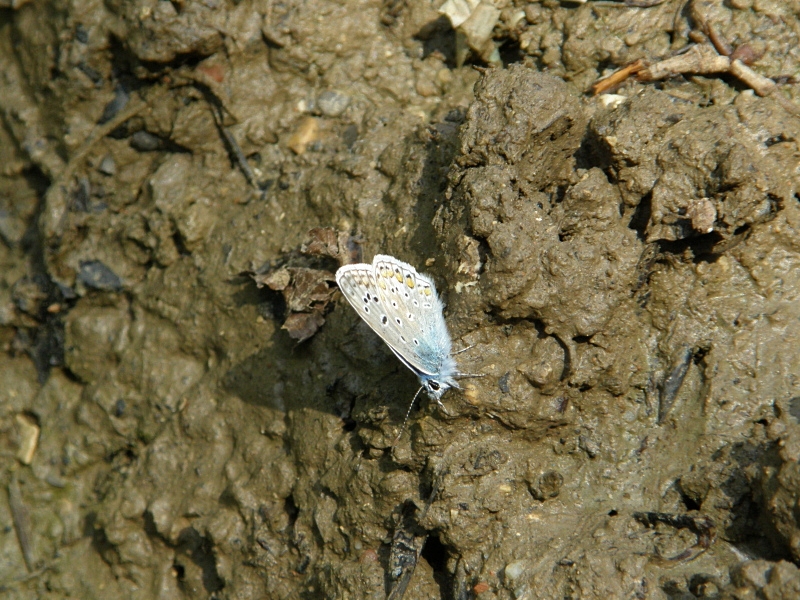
[369,255,452,377]
[336,256,452,378]
[336,262,384,336]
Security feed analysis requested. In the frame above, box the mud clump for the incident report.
[2,0,800,598]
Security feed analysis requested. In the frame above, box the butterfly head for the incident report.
[419,355,459,401]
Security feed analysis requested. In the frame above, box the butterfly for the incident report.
[335,255,463,412]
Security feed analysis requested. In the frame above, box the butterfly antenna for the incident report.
[393,386,424,445]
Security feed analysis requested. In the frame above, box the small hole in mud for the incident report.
[172,230,191,256]
[420,534,450,594]
[284,495,299,527]
[173,563,185,580]
[628,191,652,239]
[608,509,618,517]
[680,493,701,512]
[499,39,522,65]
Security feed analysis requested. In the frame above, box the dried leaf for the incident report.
[254,268,291,291]
[301,227,339,257]
[284,268,334,312]
[282,310,326,342]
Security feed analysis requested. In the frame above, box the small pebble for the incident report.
[504,560,525,582]
[130,131,161,152]
[98,155,116,176]
[114,398,126,417]
[15,413,40,465]
[317,90,350,117]
[99,85,129,124]
[78,260,123,291]
[287,117,320,154]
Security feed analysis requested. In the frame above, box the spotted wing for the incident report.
[335,256,452,378]
[335,262,382,331]
[369,255,452,377]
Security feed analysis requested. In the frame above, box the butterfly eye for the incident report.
[429,381,440,391]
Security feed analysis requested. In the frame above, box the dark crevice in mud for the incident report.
[655,232,726,263]
[499,39,523,66]
[172,230,191,256]
[86,511,120,564]
[141,510,226,594]
[416,16,457,67]
[627,191,652,240]
[175,527,225,594]
[551,183,569,206]
[113,33,210,78]
[420,533,452,599]
[10,272,75,382]
[342,415,357,432]
[104,445,137,466]
[677,488,701,512]
[574,128,611,173]
[24,317,65,383]
[284,495,299,531]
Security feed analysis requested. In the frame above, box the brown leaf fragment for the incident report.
[256,267,292,291]
[282,310,326,342]
[300,227,363,266]
[301,227,339,258]
[284,268,335,312]
[339,230,363,265]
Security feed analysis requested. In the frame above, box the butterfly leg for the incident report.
[434,398,453,415]
[451,344,475,356]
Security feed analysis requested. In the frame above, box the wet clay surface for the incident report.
[2,0,800,598]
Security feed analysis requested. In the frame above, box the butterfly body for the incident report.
[336,255,458,402]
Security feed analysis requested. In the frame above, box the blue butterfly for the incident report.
[336,255,461,407]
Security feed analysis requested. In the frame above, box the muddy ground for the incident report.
[2,0,800,598]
